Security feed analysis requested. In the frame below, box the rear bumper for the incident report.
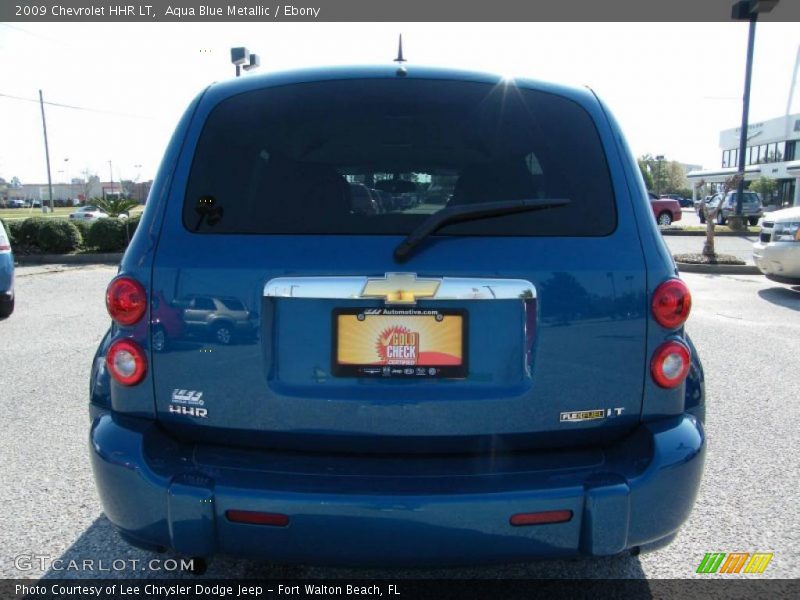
[0,253,13,295]
[89,411,705,566]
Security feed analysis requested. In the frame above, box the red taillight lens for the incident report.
[226,510,290,527]
[651,279,692,329]
[650,340,691,389]
[652,279,691,329]
[106,277,147,326]
[510,510,573,526]
[106,339,148,386]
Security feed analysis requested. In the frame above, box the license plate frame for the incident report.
[332,307,468,379]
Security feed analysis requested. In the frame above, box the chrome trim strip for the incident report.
[264,275,536,301]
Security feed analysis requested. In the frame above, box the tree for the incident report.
[750,177,777,206]
[9,176,21,188]
[663,162,688,194]
[637,155,687,195]
[702,174,741,258]
[94,196,140,218]
[637,159,654,191]
[638,155,656,191]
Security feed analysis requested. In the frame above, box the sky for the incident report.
[0,21,798,185]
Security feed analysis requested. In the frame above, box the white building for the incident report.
[9,180,122,203]
[687,113,800,207]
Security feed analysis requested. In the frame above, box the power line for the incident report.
[0,92,150,119]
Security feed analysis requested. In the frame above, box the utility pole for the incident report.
[655,155,665,196]
[38,90,54,212]
[731,0,780,226]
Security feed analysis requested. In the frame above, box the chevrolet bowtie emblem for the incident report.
[361,273,441,304]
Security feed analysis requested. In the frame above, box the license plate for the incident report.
[332,308,467,378]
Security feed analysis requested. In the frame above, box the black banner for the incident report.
[3,579,799,600]
[2,0,799,23]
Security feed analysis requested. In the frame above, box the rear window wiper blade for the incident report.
[393,198,570,262]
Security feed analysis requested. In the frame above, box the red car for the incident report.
[648,192,682,226]
[131,290,184,352]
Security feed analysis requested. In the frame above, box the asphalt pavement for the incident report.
[0,265,798,580]
[663,234,758,265]
[661,208,758,265]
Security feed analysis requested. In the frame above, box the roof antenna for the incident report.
[394,34,407,76]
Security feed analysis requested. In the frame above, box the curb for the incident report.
[660,229,759,237]
[15,253,123,266]
[676,262,760,275]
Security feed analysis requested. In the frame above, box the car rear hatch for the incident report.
[150,74,647,454]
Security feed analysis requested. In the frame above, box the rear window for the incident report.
[728,192,759,204]
[184,78,616,236]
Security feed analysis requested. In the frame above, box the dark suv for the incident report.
[90,66,704,567]
[699,191,763,225]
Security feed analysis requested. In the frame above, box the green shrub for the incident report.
[125,215,140,241]
[1,219,19,247]
[85,218,128,252]
[71,219,92,242]
[36,219,83,253]
[18,217,50,245]
[5,220,22,247]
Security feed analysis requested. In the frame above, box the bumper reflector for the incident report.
[226,510,290,527]
[509,509,573,526]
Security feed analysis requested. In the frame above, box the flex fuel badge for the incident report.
[169,389,208,419]
[560,407,625,423]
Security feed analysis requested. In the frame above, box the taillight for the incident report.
[650,340,691,389]
[652,279,691,329]
[106,277,147,326]
[106,339,147,386]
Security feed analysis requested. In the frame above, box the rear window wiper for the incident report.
[393,198,570,262]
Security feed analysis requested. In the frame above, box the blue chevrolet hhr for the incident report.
[0,219,14,318]
[89,66,705,568]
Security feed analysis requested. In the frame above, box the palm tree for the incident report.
[94,196,140,218]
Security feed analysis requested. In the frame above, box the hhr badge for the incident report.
[169,389,208,419]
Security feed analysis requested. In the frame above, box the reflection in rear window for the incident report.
[184,79,616,236]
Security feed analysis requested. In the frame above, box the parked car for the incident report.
[694,195,713,213]
[660,193,692,208]
[69,205,109,222]
[7,199,26,209]
[349,183,380,214]
[90,66,705,569]
[131,290,185,353]
[699,191,762,226]
[0,219,14,318]
[648,192,682,226]
[178,295,255,345]
[753,206,800,284]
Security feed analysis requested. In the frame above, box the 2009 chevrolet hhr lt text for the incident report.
[89,65,704,567]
